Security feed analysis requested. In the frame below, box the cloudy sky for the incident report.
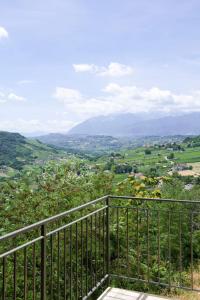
[1,0,200,134]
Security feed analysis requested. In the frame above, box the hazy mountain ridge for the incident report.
[68,113,200,136]
[68,113,155,136]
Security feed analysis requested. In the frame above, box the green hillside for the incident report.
[0,131,67,172]
[94,136,200,179]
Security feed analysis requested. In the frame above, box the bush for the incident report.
[145,149,151,155]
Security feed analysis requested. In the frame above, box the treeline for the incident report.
[184,136,200,148]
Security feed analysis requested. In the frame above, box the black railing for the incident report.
[1,195,200,299]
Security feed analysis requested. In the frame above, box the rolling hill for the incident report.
[0,131,66,171]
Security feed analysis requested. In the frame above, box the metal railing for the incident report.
[1,195,200,299]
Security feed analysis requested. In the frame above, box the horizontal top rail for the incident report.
[0,195,108,242]
[46,205,107,237]
[1,195,200,242]
[109,195,200,204]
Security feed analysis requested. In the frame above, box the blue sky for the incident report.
[1,0,200,133]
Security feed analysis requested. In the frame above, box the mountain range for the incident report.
[68,112,200,136]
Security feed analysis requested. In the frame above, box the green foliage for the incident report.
[115,174,162,198]
[184,136,200,148]
[167,152,174,159]
[0,160,114,235]
[2,133,200,297]
[145,149,152,155]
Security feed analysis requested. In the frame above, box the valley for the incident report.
[2,130,200,183]
[1,131,200,300]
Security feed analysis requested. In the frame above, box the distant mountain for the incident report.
[68,113,200,136]
[0,131,66,171]
[68,113,153,136]
[130,113,200,136]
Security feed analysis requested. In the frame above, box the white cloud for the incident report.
[73,64,97,73]
[54,83,200,121]
[0,91,27,103]
[54,87,82,103]
[0,26,8,40]
[73,62,134,77]
[99,62,133,77]
[8,93,26,102]
[17,80,33,85]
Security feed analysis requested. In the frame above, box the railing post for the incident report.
[106,196,110,284]
[41,224,46,300]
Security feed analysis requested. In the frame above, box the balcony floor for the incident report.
[98,287,171,300]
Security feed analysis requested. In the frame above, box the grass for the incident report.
[113,173,127,184]
[169,268,200,299]
[175,147,200,163]
[175,292,200,299]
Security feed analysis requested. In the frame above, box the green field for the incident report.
[95,139,200,180]
[175,148,200,163]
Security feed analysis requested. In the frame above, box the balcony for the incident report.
[1,195,200,299]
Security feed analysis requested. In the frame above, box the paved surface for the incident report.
[97,287,171,300]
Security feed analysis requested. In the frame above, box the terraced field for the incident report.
[175,148,200,163]
[96,142,200,180]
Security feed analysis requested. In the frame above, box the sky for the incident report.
[1,0,200,134]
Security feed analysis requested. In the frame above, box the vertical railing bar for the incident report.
[103,211,105,277]
[13,252,17,300]
[64,229,67,300]
[90,215,93,291]
[86,218,88,296]
[157,210,160,284]
[69,226,72,300]
[75,223,78,300]
[191,212,194,290]
[2,257,6,300]
[81,220,83,298]
[57,231,60,300]
[126,208,129,276]
[117,207,119,269]
[32,243,36,300]
[137,208,140,279]
[179,212,182,287]
[50,235,53,300]
[147,209,150,284]
[94,213,97,287]
[168,211,171,290]
[98,211,101,282]
[41,224,46,300]
[106,196,110,283]
[24,247,27,300]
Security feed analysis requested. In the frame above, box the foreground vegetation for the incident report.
[1,134,200,298]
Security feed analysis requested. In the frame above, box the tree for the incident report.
[145,149,151,155]
[168,152,174,159]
